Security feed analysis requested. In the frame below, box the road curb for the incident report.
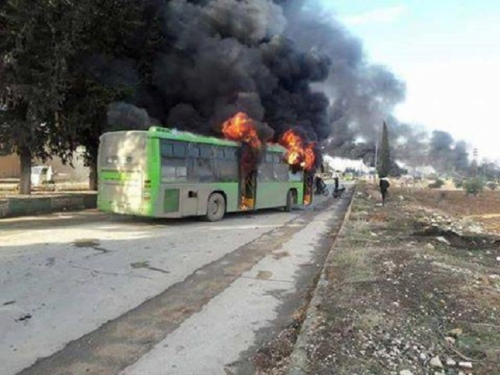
[0,193,97,219]
[287,187,356,375]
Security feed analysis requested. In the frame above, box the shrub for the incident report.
[453,178,464,188]
[428,179,445,189]
[463,177,484,196]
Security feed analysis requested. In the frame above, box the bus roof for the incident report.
[147,126,286,153]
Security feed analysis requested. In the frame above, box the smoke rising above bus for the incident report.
[104,1,462,171]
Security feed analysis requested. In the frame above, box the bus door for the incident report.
[303,171,314,206]
[238,144,257,211]
[240,169,256,210]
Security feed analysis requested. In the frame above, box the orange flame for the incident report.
[279,130,317,171]
[221,112,261,149]
[304,193,312,205]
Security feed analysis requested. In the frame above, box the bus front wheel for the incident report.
[206,193,226,222]
[285,190,294,212]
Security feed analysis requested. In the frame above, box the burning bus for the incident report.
[97,113,317,221]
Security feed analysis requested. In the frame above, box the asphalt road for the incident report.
[0,184,352,375]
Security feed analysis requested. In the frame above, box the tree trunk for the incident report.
[19,148,32,195]
[89,158,98,191]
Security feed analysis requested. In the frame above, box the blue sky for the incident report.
[321,0,500,161]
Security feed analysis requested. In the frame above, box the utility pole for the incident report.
[472,148,478,177]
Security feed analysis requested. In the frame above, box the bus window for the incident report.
[275,163,289,181]
[216,147,238,181]
[224,148,237,161]
[215,147,225,159]
[173,142,187,158]
[191,144,215,182]
[259,161,275,182]
[195,158,215,181]
[161,158,187,180]
[161,140,187,181]
[189,144,200,157]
[289,170,303,181]
[200,145,213,158]
[161,142,174,157]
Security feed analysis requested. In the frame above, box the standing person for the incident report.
[332,176,345,198]
[334,176,339,192]
[379,177,390,205]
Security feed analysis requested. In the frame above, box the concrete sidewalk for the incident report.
[0,192,97,219]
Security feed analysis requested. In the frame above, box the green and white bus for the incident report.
[97,126,313,221]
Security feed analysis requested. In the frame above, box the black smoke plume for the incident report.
[126,0,331,145]
[96,0,468,172]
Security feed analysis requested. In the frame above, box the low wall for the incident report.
[0,193,97,219]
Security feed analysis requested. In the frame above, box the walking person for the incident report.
[379,177,390,206]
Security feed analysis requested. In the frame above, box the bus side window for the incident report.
[161,142,174,157]
[196,144,215,182]
[173,142,187,157]
[200,145,213,158]
[272,153,288,181]
[160,140,187,180]
[215,147,224,159]
[217,146,238,182]
[259,152,275,182]
[275,163,289,181]
[224,148,237,161]
[189,144,200,157]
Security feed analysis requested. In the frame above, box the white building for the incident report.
[323,155,373,174]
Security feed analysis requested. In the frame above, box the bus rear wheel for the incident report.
[285,190,294,212]
[206,193,226,222]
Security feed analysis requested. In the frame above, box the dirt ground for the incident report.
[400,188,500,235]
[254,184,500,375]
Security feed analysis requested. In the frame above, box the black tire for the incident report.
[322,188,329,197]
[205,193,226,222]
[285,190,294,212]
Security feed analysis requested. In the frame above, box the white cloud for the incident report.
[342,6,406,26]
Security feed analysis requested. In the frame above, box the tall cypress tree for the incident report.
[378,121,391,178]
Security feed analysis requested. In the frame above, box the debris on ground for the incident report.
[254,183,500,374]
[15,313,32,323]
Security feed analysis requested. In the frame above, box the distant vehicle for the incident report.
[31,166,55,188]
[343,172,354,181]
[97,127,314,221]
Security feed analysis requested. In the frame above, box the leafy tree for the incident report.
[1,0,150,192]
[0,0,70,194]
[463,177,484,196]
[377,121,391,178]
[57,0,150,190]
[478,160,500,181]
